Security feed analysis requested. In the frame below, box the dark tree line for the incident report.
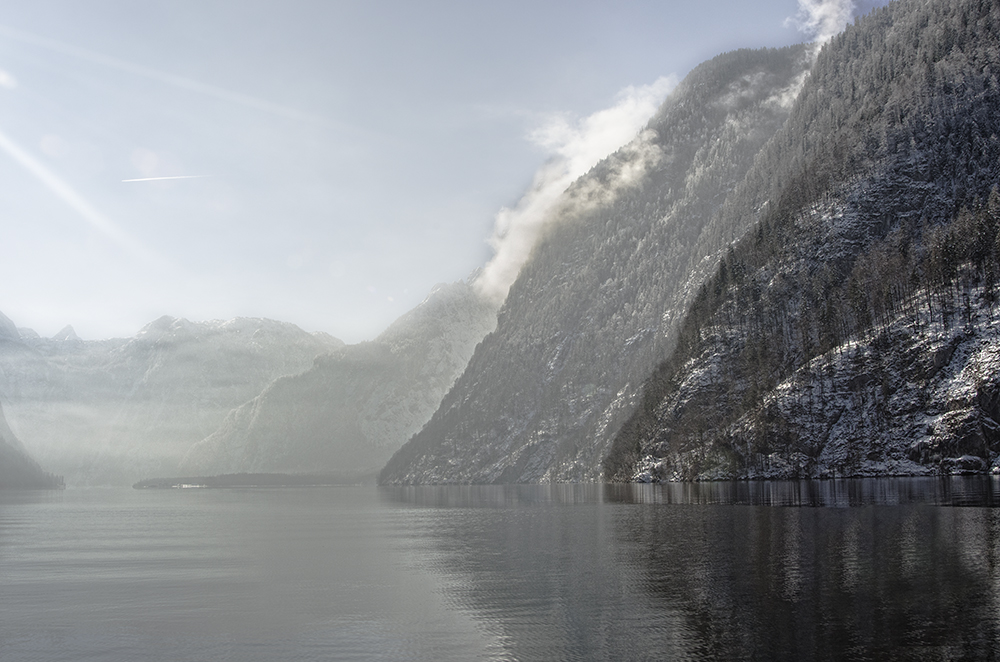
[0,445,64,489]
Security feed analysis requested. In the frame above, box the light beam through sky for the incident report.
[0,0,888,342]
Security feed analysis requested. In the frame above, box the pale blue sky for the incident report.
[0,0,882,341]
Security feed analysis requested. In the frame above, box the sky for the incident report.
[0,0,886,342]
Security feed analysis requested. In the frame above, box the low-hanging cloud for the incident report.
[773,0,858,105]
[787,0,857,47]
[474,76,677,305]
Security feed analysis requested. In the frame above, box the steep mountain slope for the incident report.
[181,280,497,477]
[0,400,62,489]
[604,0,1000,481]
[380,44,812,484]
[0,315,342,484]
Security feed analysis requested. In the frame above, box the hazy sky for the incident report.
[0,0,884,342]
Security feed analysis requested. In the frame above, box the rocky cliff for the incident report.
[384,0,1000,484]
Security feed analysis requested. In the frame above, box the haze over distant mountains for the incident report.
[181,280,497,478]
[0,399,62,489]
[5,0,999,488]
[0,313,343,485]
[0,278,496,486]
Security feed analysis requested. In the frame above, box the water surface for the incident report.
[2,478,999,660]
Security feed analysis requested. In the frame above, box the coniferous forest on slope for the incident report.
[605,0,1000,481]
[384,0,1000,484]
[380,45,814,484]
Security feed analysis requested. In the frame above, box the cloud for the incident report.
[473,76,677,305]
[786,0,856,46]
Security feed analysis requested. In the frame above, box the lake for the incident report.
[2,478,999,660]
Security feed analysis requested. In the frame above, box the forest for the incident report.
[605,0,1000,481]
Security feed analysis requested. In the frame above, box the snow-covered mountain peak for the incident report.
[0,311,19,341]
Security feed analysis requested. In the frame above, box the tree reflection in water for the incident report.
[385,478,1000,660]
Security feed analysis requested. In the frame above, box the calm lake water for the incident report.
[2,478,1000,660]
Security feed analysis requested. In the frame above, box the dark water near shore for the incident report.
[2,478,1000,660]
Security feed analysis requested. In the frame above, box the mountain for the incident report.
[0,311,19,341]
[603,0,1000,481]
[0,314,343,485]
[383,0,1000,485]
[181,280,497,478]
[380,43,812,484]
[0,401,62,489]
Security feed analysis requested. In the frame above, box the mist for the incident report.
[788,0,858,54]
[474,76,676,305]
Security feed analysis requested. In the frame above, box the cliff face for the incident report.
[182,280,498,478]
[384,0,1000,485]
[604,0,1000,481]
[0,401,62,489]
[380,45,812,484]
[0,315,342,485]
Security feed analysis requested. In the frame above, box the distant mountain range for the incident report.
[0,312,343,485]
[180,280,497,479]
[0,279,495,487]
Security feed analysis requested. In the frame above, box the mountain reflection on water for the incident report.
[383,478,1000,660]
[1,479,997,660]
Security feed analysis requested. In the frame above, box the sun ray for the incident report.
[0,125,165,266]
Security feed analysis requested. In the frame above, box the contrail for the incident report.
[0,125,165,266]
[0,23,328,125]
[122,175,209,182]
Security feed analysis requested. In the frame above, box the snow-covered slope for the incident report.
[385,0,1000,485]
[604,0,1000,481]
[379,45,811,484]
[181,280,497,478]
[0,314,343,485]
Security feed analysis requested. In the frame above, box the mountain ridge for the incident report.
[382,0,1000,484]
[380,43,812,484]
[0,312,343,485]
[603,0,1000,481]
[180,279,498,478]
